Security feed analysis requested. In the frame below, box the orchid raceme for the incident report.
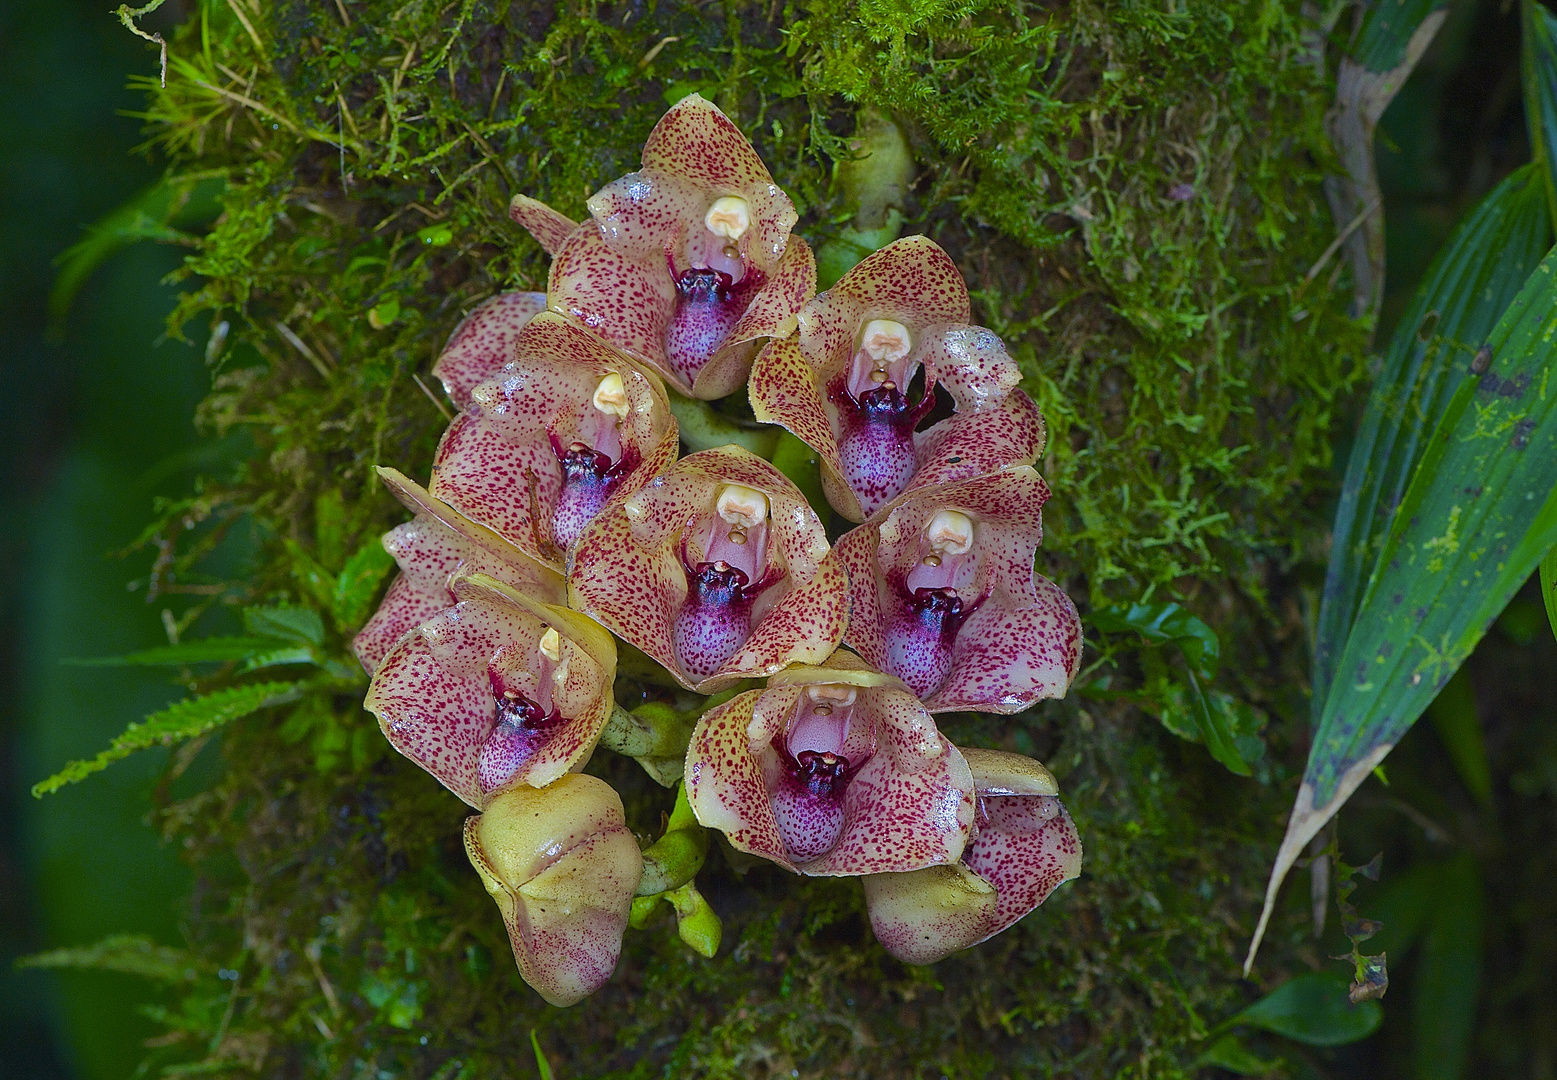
[684,653,976,875]
[569,444,849,692]
[749,235,1045,521]
[354,467,565,673]
[364,574,618,808]
[347,96,1084,1007]
[510,93,815,399]
[835,467,1082,711]
[862,748,1081,964]
[428,312,679,567]
[430,290,549,409]
[464,773,643,1006]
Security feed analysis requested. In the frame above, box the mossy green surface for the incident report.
[100,0,1365,1075]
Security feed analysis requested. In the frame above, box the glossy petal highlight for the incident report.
[431,291,549,410]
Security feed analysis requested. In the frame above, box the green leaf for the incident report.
[1091,600,1219,680]
[1253,235,1557,972]
[48,174,224,324]
[333,538,395,630]
[1352,0,1447,73]
[63,636,273,666]
[1227,971,1382,1047]
[314,488,348,571]
[770,430,827,515]
[1541,545,1557,644]
[241,645,320,672]
[1314,163,1551,717]
[1194,1034,1280,1076]
[16,934,205,982]
[243,604,325,646]
[1412,855,1485,1080]
[31,681,302,796]
[530,1030,556,1080]
[1524,0,1557,225]
[283,539,340,613]
[1424,668,1492,807]
[1183,666,1252,776]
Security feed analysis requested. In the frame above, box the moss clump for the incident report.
[109,0,1364,1075]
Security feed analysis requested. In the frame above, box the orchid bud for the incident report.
[684,652,975,876]
[836,467,1082,712]
[569,444,848,693]
[750,235,1044,522]
[518,94,815,399]
[463,774,643,1006]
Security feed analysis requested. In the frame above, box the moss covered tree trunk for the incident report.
[115,0,1364,1074]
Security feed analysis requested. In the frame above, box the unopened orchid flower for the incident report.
[353,468,564,673]
[569,444,848,692]
[428,312,678,567]
[464,773,642,1006]
[364,574,618,808]
[430,290,549,410]
[750,235,1045,521]
[835,466,1082,711]
[862,748,1081,964]
[509,94,815,400]
[684,653,975,875]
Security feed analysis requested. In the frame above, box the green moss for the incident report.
[100,0,1365,1075]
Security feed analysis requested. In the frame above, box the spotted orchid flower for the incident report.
[684,653,975,875]
[464,773,642,1006]
[364,573,618,808]
[862,748,1081,964]
[569,444,848,692]
[428,312,678,569]
[750,235,1045,521]
[510,94,816,400]
[430,291,549,410]
[353,468,564,674]
[834,467,1082,712]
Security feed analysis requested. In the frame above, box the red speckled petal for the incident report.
[903,391,1045,504]
[354,571,446,676]
[913,325,1022,412]
[464,776,641,1006]
[569,446,840,691]
[962,793,1082,943]
[833,521,886,663]
[639,94,778,208]
[431,292,548,410]
[508,194,580,257]
[430,410,564,569]
[822,235,971,326]
[924,573,1082,713]
[717,551,849,690]
[692,237,817,400]
[373,467,566,600]
[684,690,797,871]
[748,334,862,521]
[548,225,682,390]
[798,684,975,877]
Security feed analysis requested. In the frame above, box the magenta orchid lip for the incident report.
[356,95,1083,1005]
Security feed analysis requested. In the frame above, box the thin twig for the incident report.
[1305,199,1379,282]
[115,2,169,87]
[412,374,454,421]
[333,0,352,27]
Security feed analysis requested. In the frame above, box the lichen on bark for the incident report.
[115,0,1365,1075]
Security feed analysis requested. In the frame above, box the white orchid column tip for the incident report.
[591,372,631,419]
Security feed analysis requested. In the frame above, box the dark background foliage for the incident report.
[2,0,1553,1078]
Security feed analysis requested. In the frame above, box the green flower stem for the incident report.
[770,430,827,514]
[666,389,779,457]
[667,880,722,958]
[635,781,708,896]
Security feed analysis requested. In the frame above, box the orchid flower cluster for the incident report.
[355,96,1085,1007]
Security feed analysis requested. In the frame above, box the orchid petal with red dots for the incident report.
[537,94,814,399]
[364,574,618,808]
[464,773,641,1006]
[353,468,565,674]
[862,748,1080,964]
[568,444,848,693]
[428,312,678,570]
[508,194,580,257]
[431,291,549,410]
[684,653,975,876]
[750,235,1044,521]
[835,467,1082,712]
